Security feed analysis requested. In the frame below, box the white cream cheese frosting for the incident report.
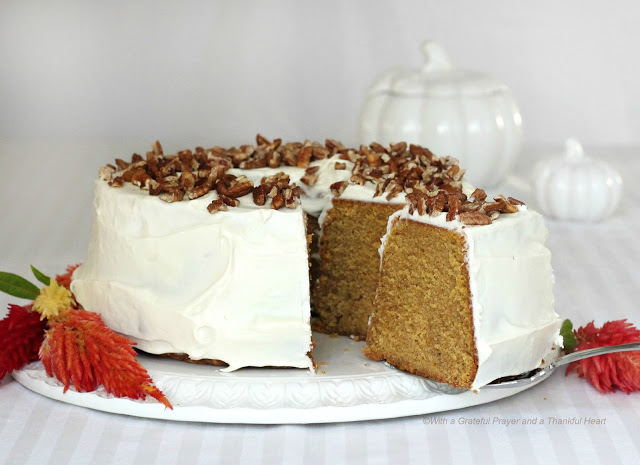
[379,206,563,389]
[71,180,315,371]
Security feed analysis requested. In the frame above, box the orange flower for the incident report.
[40,308,172,408]
[55,264,81,291]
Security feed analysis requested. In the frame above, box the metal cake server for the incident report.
[486,342,640,389]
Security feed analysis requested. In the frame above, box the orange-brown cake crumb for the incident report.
[365,218,478,389]
[313,199,402,337]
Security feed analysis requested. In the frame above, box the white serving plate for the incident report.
[12,333,555,424]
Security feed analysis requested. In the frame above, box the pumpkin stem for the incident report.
[565,138,584,161]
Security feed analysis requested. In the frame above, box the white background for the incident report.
[1,3,640,462]
[1,0,639,153]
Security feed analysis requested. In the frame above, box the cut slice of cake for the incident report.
[313,198,402,337]
[365,202,563,389]
[312,143,470,338]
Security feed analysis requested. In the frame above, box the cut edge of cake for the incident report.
[364,205,563,390]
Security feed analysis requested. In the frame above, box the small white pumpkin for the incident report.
[359,40,523,187]
[533,139,623,222]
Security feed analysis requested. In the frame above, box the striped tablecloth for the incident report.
[1,141,639,465]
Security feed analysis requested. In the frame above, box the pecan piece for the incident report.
[312,146,330,160]
[207,199,227,213]
[461,201,482,212]
[446,194,461,221]
[301,172,319,186]
[494,195,519,213]
[350,174,366,186]
[366,151,381,167]
[330,181,348,197]
[152,140,163,155]
[253,185,267,206]
[220,195,240,207]
[239,159,267,169]
[297,146,313,168]
[159,189,185,203]
[325,139,344,153]
[369,142,388,154]
[256,134,270,146]
[389,141,407,155]
[109,176,124,187]
[470,188,487,202]
[217,177,254,198]
[131,168,152,189]
[115,158,130,171]
[266,150,282,168]
[429,191,447,216]
[187,179,213,200]
[99,164,116,182]
[271,193,285,210]
[460,212,492,225]
[482,202,502,214]
[179,171,196,192]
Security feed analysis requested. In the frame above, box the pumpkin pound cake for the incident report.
[365,196,563,389]
[314,199,402,337]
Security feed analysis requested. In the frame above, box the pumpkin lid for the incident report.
[367,40,509,97]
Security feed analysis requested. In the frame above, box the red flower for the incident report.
[40,309,172,408]
[55,264,81,291]
[0,305,47,381]
[566,319,640,394]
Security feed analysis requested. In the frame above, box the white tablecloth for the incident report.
[1,141,639,465]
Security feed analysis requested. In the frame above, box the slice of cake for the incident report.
[313,143,472,338]
[364,194,563,389]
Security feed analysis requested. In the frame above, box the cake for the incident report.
[364,202,562,389]
[71,136,562,389]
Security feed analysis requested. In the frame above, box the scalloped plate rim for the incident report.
[11,333,556,424]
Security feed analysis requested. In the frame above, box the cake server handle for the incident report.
[486,342,640,389]
[550,342,640,367]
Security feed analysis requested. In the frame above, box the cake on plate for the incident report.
[364,198,562,389]
[71,136,562,389]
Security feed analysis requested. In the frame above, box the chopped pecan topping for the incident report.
[109,176,124,187]
[115,158,129,171]
[271,193,285,209]
[220,195,240,207]
[101,136,524,222]
[301,171,319,186]
[330,181,348,197]
[98,165,115,182]
[446,194,461,221]
[252,185,267,206]
[460,212,492,225]
[207,199,227,213]
[470,188,487,202]
[297,146,313,168]
[159,189,185,203]
[187,179,213,200]
[152,140,163,155]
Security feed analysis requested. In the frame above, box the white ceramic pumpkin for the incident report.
[359,40,523,187]
[533,139,623,222]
